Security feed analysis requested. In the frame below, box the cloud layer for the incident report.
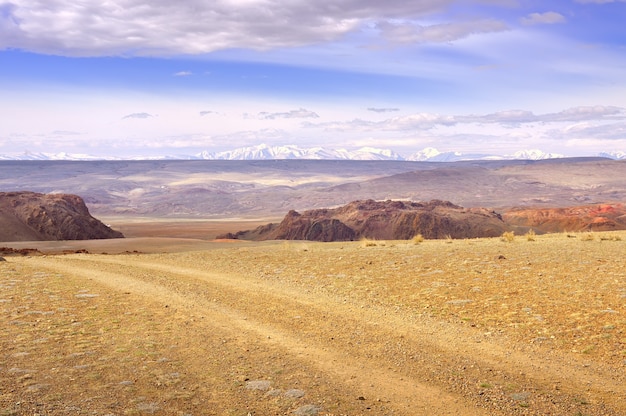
[0,0,515,56]
[307,106,626,132]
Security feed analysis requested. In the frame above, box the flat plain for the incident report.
[2,231,625,415]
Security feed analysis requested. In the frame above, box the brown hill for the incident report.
[0,191,124,242]
[502,203,626,233]
[222,199,508,241]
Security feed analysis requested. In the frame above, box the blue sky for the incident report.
[1,0,626,158]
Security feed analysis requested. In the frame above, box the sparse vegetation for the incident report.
[580,232,595,241]
[525,229,536,241]
[360,237,378,247]
[2,230,626,415]
[501,231,515,242]
[411,234,424,244]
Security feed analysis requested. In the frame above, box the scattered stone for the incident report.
[136,402,160,414]
[26,383,49,392]
[510,392,530,401]
[293,404,321,415]
[264,389,283,397]
[245,380,272,391]
[446,299,473,305]
[600,309,618,314]
[284,389,306,399]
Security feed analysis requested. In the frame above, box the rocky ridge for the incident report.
[221,199,509,241]
[502,203,626,233]
[0,191,124,242]
[221,200,626,242]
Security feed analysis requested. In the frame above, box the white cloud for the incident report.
[367,107,400,113]
[377,19,508,44]
[255,108,320,120]
[307,106,626,132]
[0,0,522,56]
[122,112,154,120]
[174,71,192,77]
[520,12,566,26]
[51,130,82,136]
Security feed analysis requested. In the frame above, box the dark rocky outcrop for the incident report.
[502,203,626,233]
[0,191,124,242]
[221,199,508,241]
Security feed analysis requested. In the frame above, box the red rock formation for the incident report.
[0,191,124,242]
[502,203,626,233]
[224,199,508,241]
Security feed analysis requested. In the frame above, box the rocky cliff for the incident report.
[222,199,508,241]
[0,191,124,242]
[502,204,626,233]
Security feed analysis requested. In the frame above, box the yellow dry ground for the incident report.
[1,231,625,415]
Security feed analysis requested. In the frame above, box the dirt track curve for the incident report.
[2,237,625,415]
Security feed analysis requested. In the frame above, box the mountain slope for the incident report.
[0,192,124,242]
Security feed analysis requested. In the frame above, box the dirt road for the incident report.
[2,236,625,415]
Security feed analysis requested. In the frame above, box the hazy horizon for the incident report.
[1,1,625,159]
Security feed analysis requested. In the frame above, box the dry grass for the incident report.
[2,230,626,415]
[411,234,425,244]
[500,231,515,242]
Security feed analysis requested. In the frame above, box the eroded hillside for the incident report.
[0,191,124,242]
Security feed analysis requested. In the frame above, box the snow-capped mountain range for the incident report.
[1,145,625,162]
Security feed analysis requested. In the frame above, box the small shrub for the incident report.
[360,237,378,247]
[525,229,536,241]
[411,234,424,244]
[580,233,595,241]
[501,231,515,242]
[600,234,622,241]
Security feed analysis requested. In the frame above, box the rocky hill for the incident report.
[221,199,508,241]
[502,203,626,233]
[0,191,124,242]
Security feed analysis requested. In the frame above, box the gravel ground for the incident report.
[1,231,625,415]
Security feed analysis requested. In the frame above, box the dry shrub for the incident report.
[580,233,595,241]
[412,234,425,244]
[600,234,622,241]
[360,237,378,247]
[501,231,515,243]
[525,229,536,241]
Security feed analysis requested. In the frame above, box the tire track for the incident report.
[24,255,491,416]
[23,254,626,415]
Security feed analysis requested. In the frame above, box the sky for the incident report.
[1,0,626,158]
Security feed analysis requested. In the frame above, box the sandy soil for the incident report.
[1,231,625,415]
[100,218,277,241]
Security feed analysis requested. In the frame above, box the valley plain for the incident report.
[1,158,626,222]
[1,158,626,415]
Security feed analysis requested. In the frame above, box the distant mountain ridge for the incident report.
[1,144,625,162]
